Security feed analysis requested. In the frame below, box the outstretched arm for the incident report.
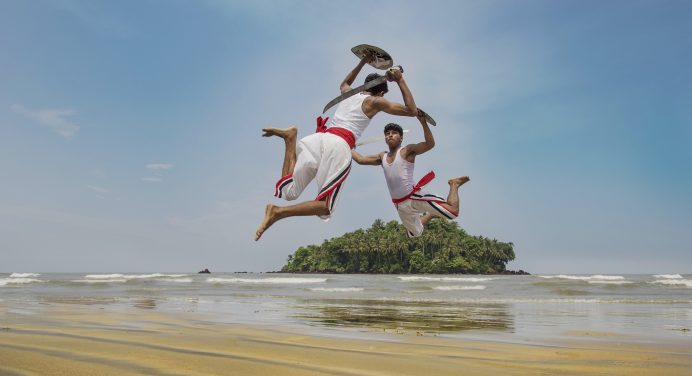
[351,150,383,166]
[340,53,374,94]
[370,69,417,116]
[404,110,435,160]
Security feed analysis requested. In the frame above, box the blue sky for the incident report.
[1,0,690,273]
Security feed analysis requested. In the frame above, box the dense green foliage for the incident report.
[281,219,515,274]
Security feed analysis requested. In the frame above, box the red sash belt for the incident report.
[391,171,436,204]
[315,116,356,149]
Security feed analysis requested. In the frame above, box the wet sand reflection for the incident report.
[293,298,513,332]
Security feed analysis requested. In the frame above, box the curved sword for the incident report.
[356,129,410,147]
[322,66,402,114]
[417,108,437,127]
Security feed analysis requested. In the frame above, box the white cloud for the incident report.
[141,177,162,183]
[11,104,80,138]
[87,185,110,195]
[142,163,173,183]
[146,163,174,170]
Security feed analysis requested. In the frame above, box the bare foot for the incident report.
[255,204,279,241]
[421,213,436,226]
[261,126,297,140]
[449,176,470,187]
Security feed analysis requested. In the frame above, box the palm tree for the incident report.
[281,218,515,274]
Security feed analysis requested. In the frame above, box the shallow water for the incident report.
[1,272,690,344]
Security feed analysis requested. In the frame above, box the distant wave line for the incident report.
[84,273,188,280]
[653,274,683,279]
[651,279,692,287]
[207,277,327,284]
[156,278,193,283]
[537,275,625,281]
[398,276,496,282]
[433,285,486,290]
[71,279,128,283]
[0,278,45,286]
[9,273,41,278]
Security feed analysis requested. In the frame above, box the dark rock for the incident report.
[491,269,530,275]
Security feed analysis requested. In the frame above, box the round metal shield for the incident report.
[351,44,394,70]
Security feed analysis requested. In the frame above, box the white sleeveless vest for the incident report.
[327,93,372,140]
[381,148,415,199]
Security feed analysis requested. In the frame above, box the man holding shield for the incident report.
[255,51,418,240]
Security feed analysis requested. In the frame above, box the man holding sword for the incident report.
[255,53,418,241]
[351,113,470,238]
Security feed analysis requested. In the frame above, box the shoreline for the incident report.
[1,304,690,375]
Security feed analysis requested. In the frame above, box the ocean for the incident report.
[1,272,690,345]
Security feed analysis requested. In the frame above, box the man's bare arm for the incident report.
[370,70,417,116]
[404,111,435,160]
[351,150,383,166]
[340,53,373,94]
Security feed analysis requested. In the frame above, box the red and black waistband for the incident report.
[391,171,436,204]
[315,116,355,149]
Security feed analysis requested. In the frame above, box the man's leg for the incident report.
[421,176,470,226]
[421,213,436,227]
[443,176,470,213]
[262,126,298,177]
[255,199,329,241]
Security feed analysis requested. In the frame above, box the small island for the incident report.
[281,219,524,274]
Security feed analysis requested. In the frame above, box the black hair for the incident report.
[364,73,389,95]
[383,123,403,136]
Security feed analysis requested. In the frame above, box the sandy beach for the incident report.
[1,304,690,376]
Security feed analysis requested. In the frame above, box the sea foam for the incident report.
[651,279,692,287]
[538,275,625,281]
[207,277,327,284]
[155,278,193,283]
[0,278,44,286]
[653,274,683,279]
[9,273,40,278]
[309,287,364,292]
[398,276,495,282]
[71,279,128,283]
[84,273,187,280]
[433,285,486,290]
[587,280,634,285]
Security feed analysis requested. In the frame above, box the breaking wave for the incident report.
[651,279,692,288]
[71,279,128,284]
[398,276,495,282]
[538,275,625,281]
[207,277,327,284]
[84,273,188,280]
[0,278,44,286]
[653,274,683,279]
[309,287,364,292]
[587,280,634,285]
[433,285,486,290]
[9,273,41,278]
